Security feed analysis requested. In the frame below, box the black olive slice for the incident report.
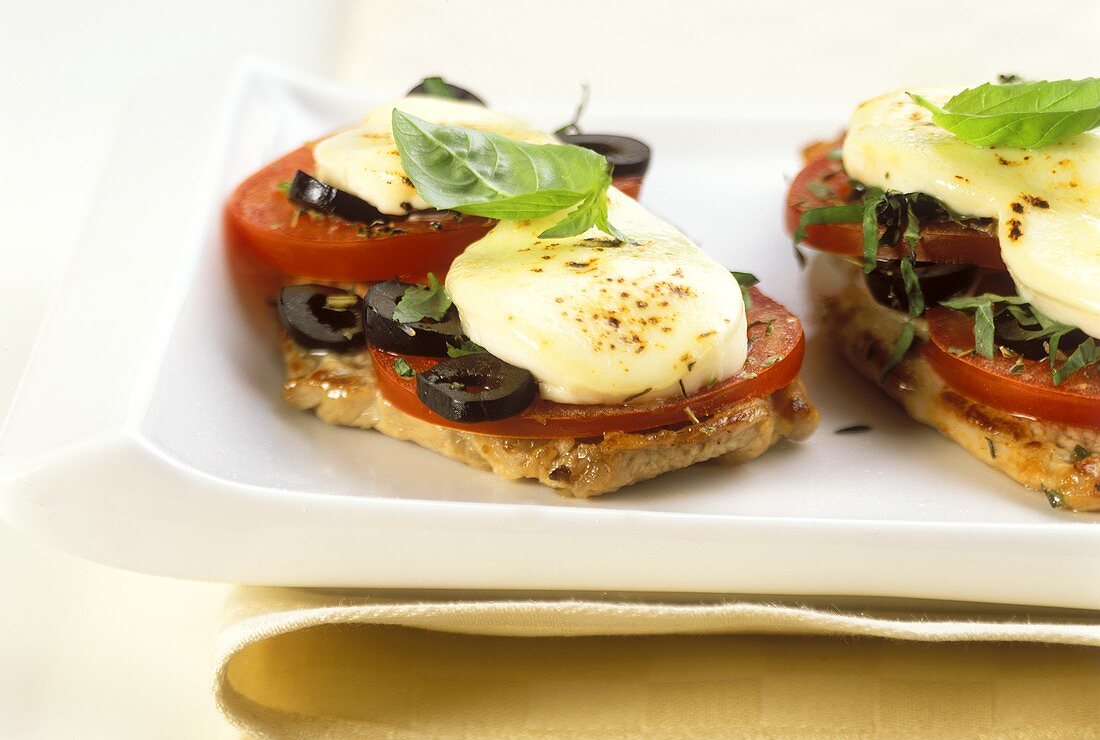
[406,77,486,106]
[865,261,977,314]
[417,353,537,423]
[994,318,1088,360]
[559,133,651,178]
[363,280,465,356]
[278,284,365,351]
[287,170,388,225]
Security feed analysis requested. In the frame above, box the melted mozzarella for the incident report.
[446,190,748,405]
[842,88,1100,338]
[313,96,555,215]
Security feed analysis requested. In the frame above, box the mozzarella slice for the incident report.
[842,88,1100,337]
[313,96,555,215]
[446,189,748,405]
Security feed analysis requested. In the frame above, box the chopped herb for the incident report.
[882,321,915,378]
[792,202,863,245]
[622,387,651,403]
[276,181,292,194]
[825,148,844,160]
[986,437,997,459]
[446,340,486,358]
[554,83,591,136]
[393,358,415,378]
[760,354,782,368]
[392,273,452,324]
[939,293,1098,385]
[1041,484,1064,509]
[419,76,456,99]
[835,424,871,434]
[1071,444,1091,462]
[730,271,759,310]
[684,406,701,425]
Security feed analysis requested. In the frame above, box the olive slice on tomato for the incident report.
[363,280,464,355]
[417,353,537,423]
[278,284,365,351]
[559,133,651,178]
[406,77,486,106]
[287,170,387,225]
[993,316,1088,360]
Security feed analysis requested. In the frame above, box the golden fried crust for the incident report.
[817,257,1100,511]
[281,337,818,497]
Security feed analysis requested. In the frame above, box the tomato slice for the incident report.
[370,288,805,438]
[226,144,646,282]
[224,145,498,282]
[924,308,1100,429]
[786,153,1007,270]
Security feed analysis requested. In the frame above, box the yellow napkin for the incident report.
[215,588,1100,737]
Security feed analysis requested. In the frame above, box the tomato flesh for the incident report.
[924,308,1100,429]
[225,145,496,282]
[786,153,1007,270]
[370,288,805,439]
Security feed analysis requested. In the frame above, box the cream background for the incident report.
[1,0,1098,736]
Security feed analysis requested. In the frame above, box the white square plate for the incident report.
[2,60,1097,607]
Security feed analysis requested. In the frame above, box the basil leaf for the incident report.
[554,83,590,136]
[538,173,624,241]
[447,340,487,359]
[392,273,452,324]
[899,258,924,317]
[1053,337,1099,386]
[904,202,920,256]
[420,76,456,99]
[910,79,1100,149]
[792,203,863,244]
[973,301,996,359]
[392,109,623,239]
[861,187,886,273]
[882,321,915,378]
[730,271,760,310]
[393,358,416,378]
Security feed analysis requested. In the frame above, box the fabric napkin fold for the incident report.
[214,588,1100,737]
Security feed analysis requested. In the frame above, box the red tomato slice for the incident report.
[224,145,496,282]
[786,153,1007,270]
[370,288,805,438]
[924,308,1100,429]
[226,145,646,282]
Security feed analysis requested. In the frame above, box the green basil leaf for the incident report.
[538,173,624,241]
[792,203,863,244]
[392,109,623,239]
[730,271,760,310]
[861,187,886,273]
[446,340,487,359]
[1053,337,1098,386]
[882,321,915,378]
[974,301,996,359]
[393,358,416,378]
[420,76,456,99]
[909,78,1100,149]
[554,83,590,136]
[904,201,920,257]
[899,258,924,317]
[392,273,452,324]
